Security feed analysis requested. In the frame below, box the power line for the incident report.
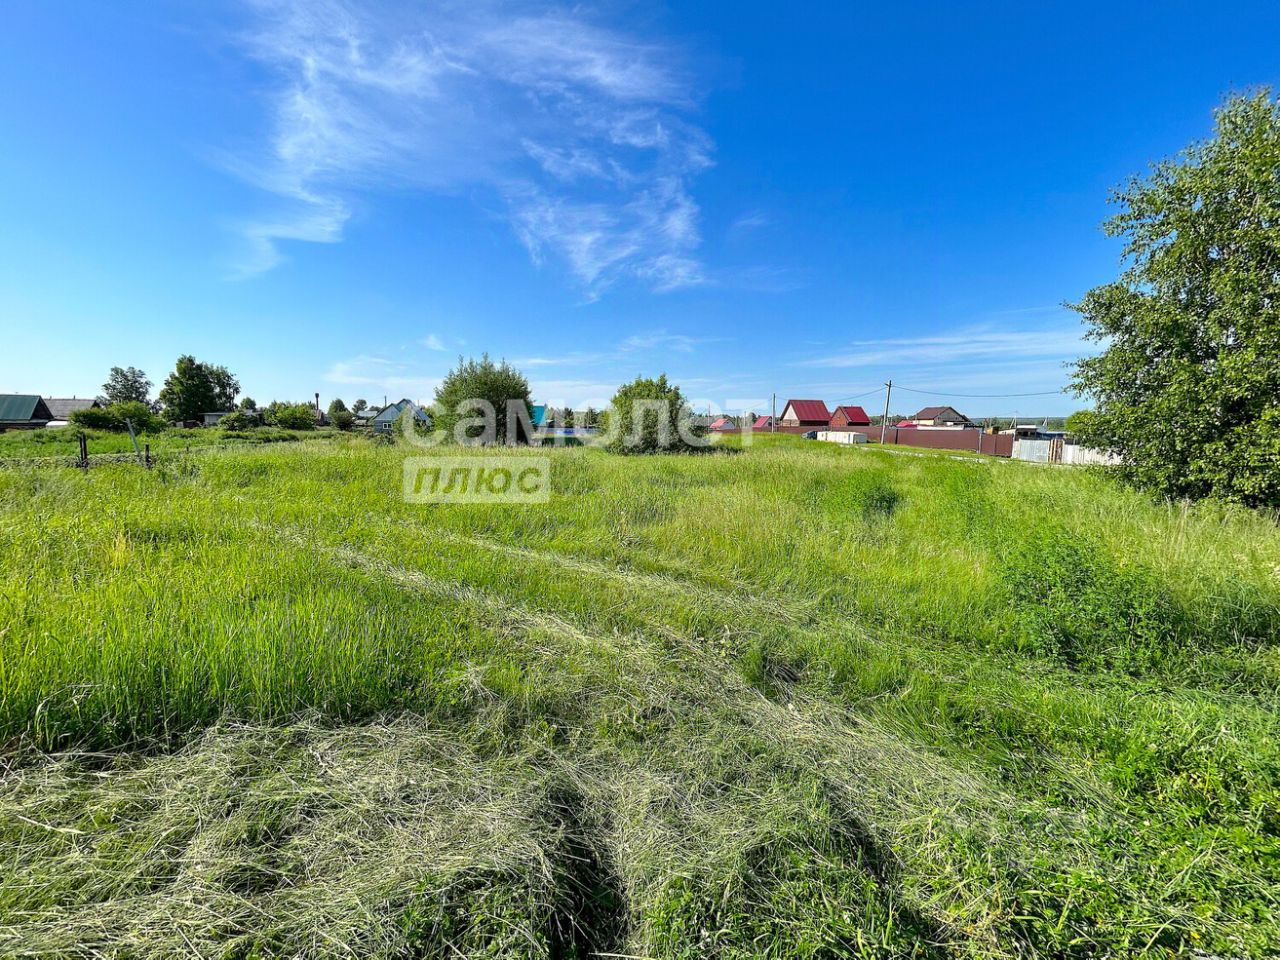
[891,385,1068,399]
[830,388,883,402]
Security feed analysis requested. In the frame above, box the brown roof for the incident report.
[912,405,970,423]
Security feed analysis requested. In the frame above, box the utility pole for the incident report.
[771,393,776,433]
[879,380,893,445]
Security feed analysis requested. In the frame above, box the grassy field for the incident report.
[0,435,1277,957]
[0,424,338,462]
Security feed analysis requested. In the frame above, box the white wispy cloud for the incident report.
[729,210,771,232]
[620,331,708,352]
[226,0,712,294]
[793,322,1088,369]
[324,355,440,401]
[512,328,719,368]
[419,334,446,351]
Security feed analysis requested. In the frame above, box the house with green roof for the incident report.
[0,395,54,431]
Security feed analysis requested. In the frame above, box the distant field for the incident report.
[1,436,1276,957]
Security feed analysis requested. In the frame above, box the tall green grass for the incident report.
[0,437,1277,957]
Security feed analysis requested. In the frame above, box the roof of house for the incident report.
[709,416,735,430]
[895,420,918,428]
[781,399,831,421]
[831,405,871,424]
[372,399,415,422]
[45,397,100,420]
[0,394,53,423]
[753,415,773,429]
[912,405,969,422]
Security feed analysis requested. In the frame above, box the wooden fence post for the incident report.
[78,433,88,471]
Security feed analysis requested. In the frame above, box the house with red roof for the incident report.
[752,415,774,430]
[778,399,831,427]
[708,416,737,431]
[828,405,872,428]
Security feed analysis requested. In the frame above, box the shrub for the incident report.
[602,374,706,454]
[263,402,317,431]
[218,410,259,431]
[69,401,166,433]
[394,405,430,443]
[331,410,355,431]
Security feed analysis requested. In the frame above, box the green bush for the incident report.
[69,401,166,433]
[218,410,259,431]
[603,374,707,454]
[263,402,317,431]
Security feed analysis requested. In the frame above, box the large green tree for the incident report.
[431,355,533,444]
[99,366,152,407]
[158,355,240,422]
[1071,91,1280,507]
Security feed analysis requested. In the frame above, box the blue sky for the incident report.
[2,1,1277,417]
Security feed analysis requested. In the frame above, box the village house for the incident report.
[44,397,101,426]
[372,399,430,435]
[778,399,831,427]
[752,415,774,430]
[0,395,55,431]
[828,405,872,428]
[709,416,736,431]
[903,405,974,429]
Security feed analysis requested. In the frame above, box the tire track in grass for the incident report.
[272,525,1171,958]
[393,520,812,627]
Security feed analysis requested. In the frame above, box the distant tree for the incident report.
[1071,91,1280,507]
[432,355,533,444]
[603,374,706,454]
[327,398,348,417]
[208,367,239,410]
[238,396,257,411]
[99,366,152,407]
[352,399,368,415]
[1065,409,1097,437]
[158,355,239,422]
[583,406,598,428]
[563,408,575,427]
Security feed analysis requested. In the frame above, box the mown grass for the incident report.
[0,435,1276,957]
